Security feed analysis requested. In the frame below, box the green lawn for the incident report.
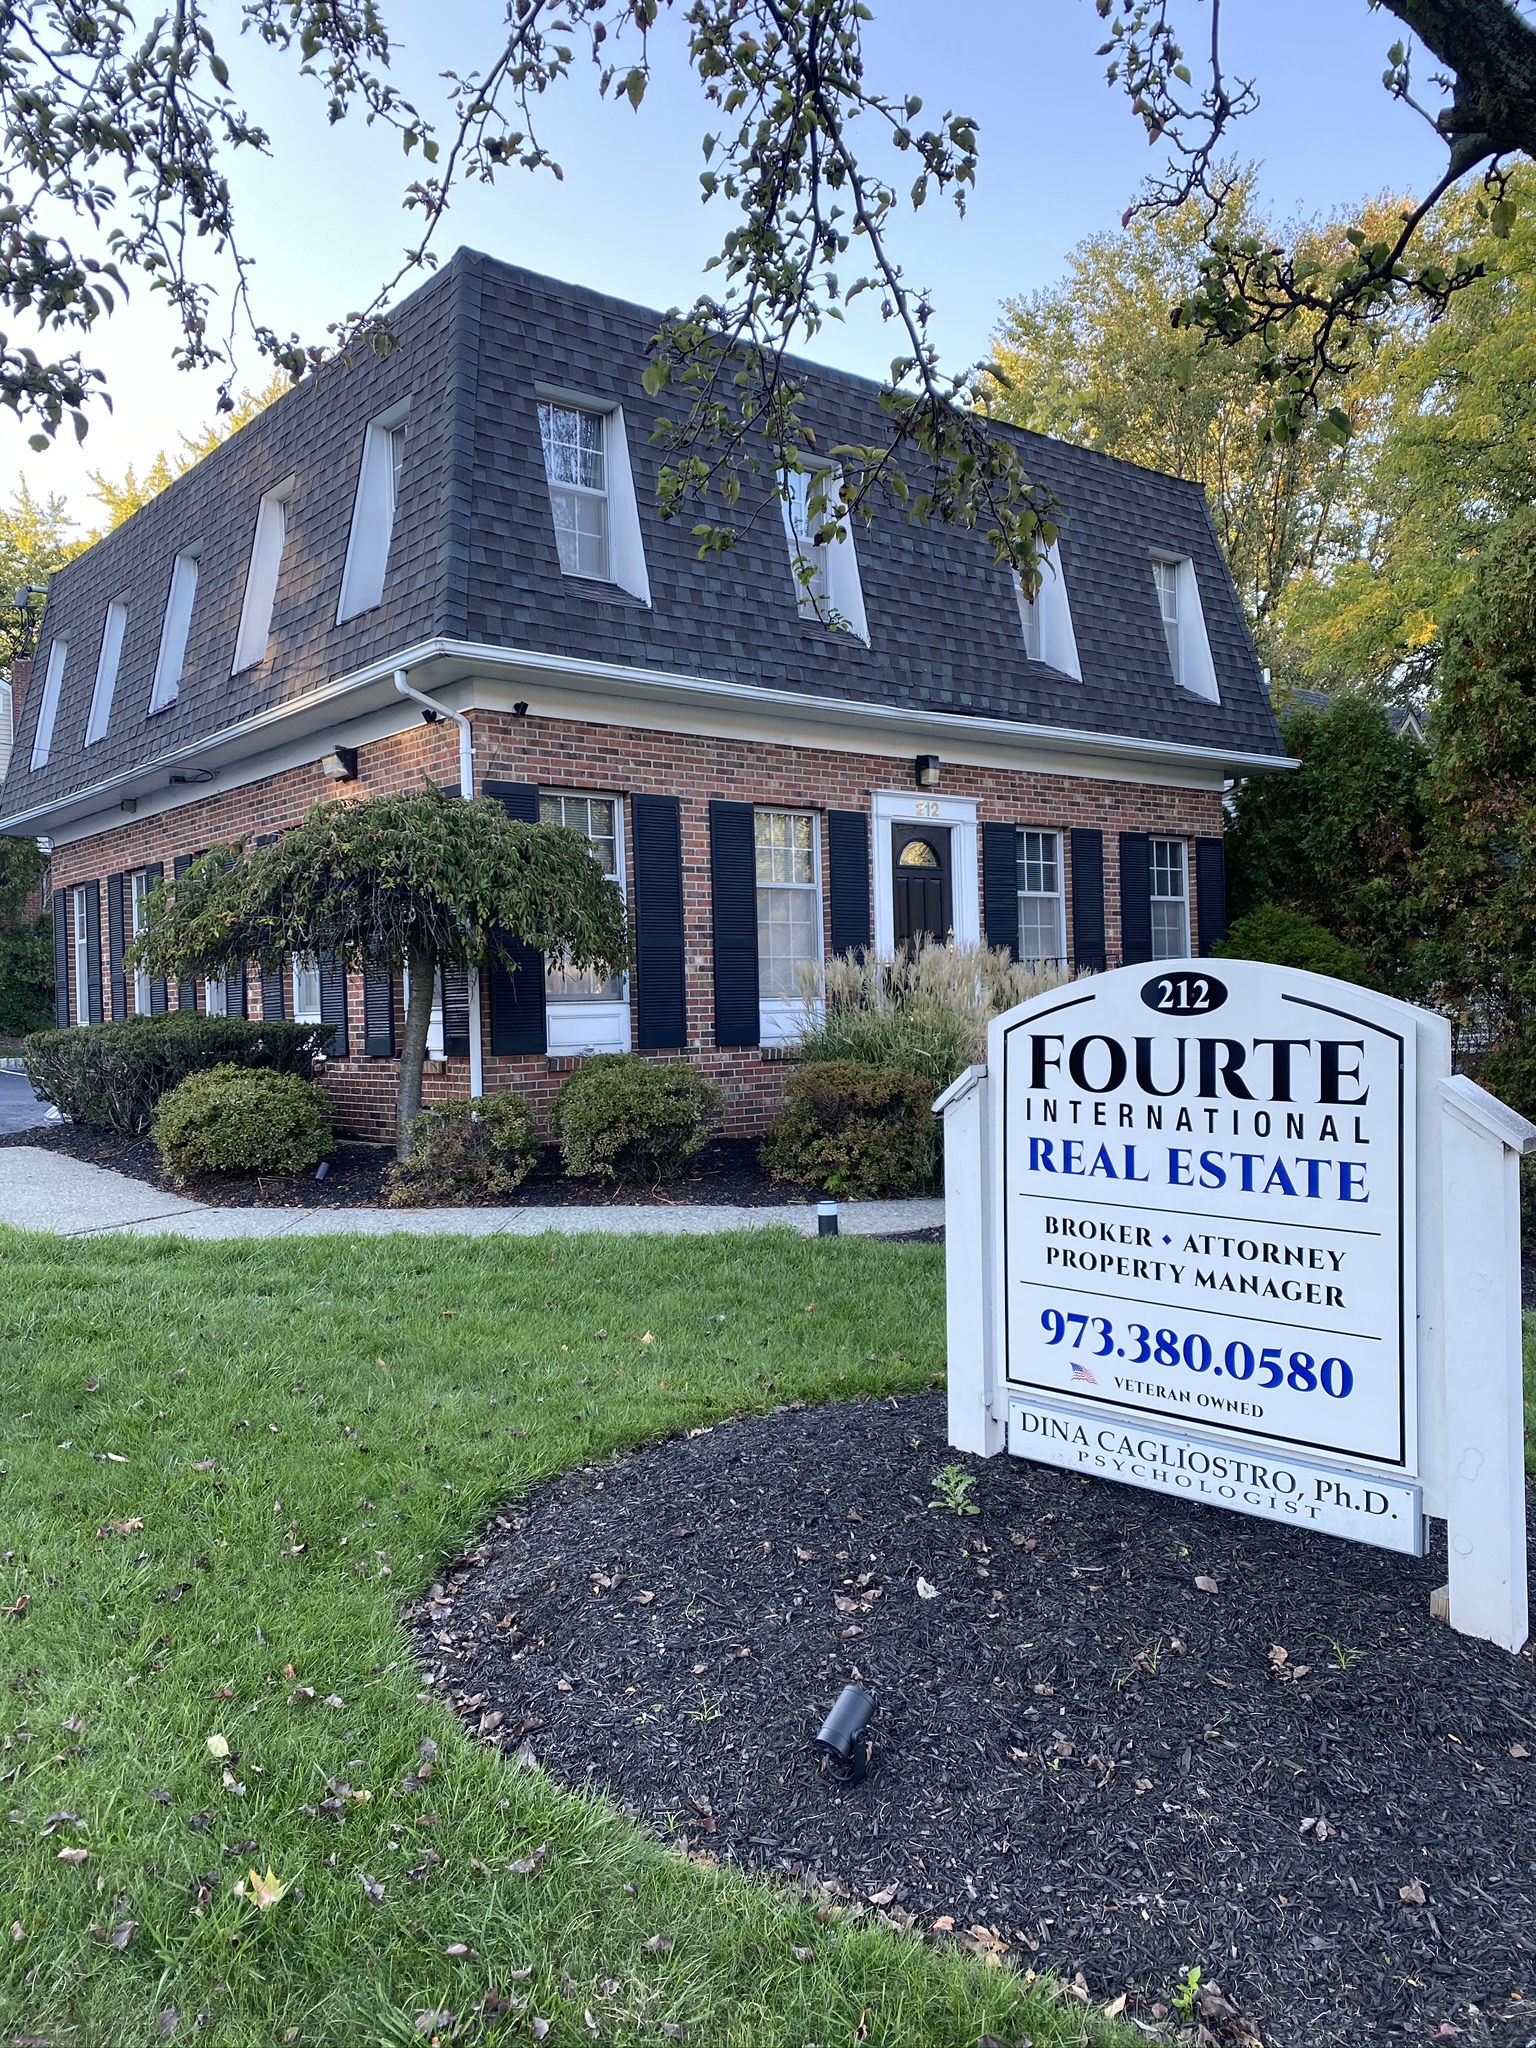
[0,1227,1111,2048]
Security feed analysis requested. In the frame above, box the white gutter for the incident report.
[392,668,483,1099]
[0,632,1296,838]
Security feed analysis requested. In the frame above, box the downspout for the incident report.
[393,670,484,1098]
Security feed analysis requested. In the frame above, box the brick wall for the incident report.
[45,709,1223,1140]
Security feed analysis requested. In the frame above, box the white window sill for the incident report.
[546,998,631,1056]
[759,996,820,1047]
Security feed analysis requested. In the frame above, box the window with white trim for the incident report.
[84,599,127,746]
[755,810,821,1006]
[231,481,294,673]
[538,403,609,580]
[1014,542,1080,678]
[1149,554,1220,702]
[203,977,227,1018]
[150,552,199,712]
[29,637,67,770]
[337,406,408,621]
[1152,558,1180,677]
[1016,829,1065,963]
[291,955,323,1025]
[72,885,90,1026]
[130,870,152,1014]
[780,467,869,641]
[540,793,625,1000]
[1150,837,1190,958]
[1016,583,1043,661]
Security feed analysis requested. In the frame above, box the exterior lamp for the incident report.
[817,1199,839,1237]
[915,754,940,789]
[322,746,359,782]
[814,1684,875,1783]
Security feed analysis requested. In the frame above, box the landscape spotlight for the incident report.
[817,1199,839,1238]
[814,1684,874,1784]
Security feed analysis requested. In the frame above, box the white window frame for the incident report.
[539,790,631,1055]
[538,399,610,583]
[203,977,227,1018]
[1149,837,1190,959]
[84,599,128,746]
[780,466,869,643]
[29,637,67,771]
[1014,539,1080,679]
[336,403,409,622]
[1016,828,1066,965]
[231,480,295,674]
[130,870,153,1015]
[150,551,199,713]
[870,790,979,960]
[72,884,91,1027]
[291,954,323,1026]
[755,807,824,1046]
[1150,553,1220,703]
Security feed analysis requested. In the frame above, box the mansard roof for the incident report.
[1,248,1284,830]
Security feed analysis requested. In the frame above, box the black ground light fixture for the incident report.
[817,1200,839,1237]
[814,1684,875,1784]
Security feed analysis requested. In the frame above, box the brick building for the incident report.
[0,252,1289,1138]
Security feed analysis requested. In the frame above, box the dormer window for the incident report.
[28,637,67,770]
[337,404,408,622]
[539,402,609,580]
[84,599,128,746]
[232,479,295,674]
[1014,540,1080,680]
[780,467,868,642]
[150,551,199,712]
[1150,554,1219,702]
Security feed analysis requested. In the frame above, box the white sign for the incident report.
[1008,1396,1424,1554]
[936,957,1536,1652]
[1000,963,1414,1477]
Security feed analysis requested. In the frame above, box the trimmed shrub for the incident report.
[794,939,1075,1095]
[1212,903,1375,986]
[22,1013,334,1133]
[553,1053,719,1182]
[760,1060,934,1197]
[0,915,53,1039]
[383,1094,540,1207]
[154,1064,332,1181]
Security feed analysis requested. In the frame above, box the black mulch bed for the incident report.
[407,1392,1536,2048]
[0,1121,821,1210]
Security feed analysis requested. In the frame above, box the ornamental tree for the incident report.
[130,788,628,1157]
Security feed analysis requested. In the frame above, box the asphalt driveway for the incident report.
[0,1068,49,1135]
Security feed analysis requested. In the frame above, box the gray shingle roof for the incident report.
[1,248,1283,828]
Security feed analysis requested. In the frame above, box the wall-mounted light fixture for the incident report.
[511,700,530,718]
[914,754,941,789]
[119,797,138,815]
[813,1684,875,1784]
[322,745,359,782]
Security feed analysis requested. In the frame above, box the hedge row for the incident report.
[24,1014,335,1134]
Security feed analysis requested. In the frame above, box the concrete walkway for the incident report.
[0,1144,944,1241]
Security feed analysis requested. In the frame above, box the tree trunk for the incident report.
[396,940,437,1159]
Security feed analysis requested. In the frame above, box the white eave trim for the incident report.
[0,634,1296,836]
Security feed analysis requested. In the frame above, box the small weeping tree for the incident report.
[130,787,628,1159]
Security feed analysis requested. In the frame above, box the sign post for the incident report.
[940,960,1535,1652]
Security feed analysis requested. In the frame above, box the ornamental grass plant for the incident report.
[792,939,1077,1096]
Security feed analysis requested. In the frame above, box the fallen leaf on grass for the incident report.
[9,1922,23,1942]
[642,1933,673,1954]
[2,1593,29,1617]
[530,2020,550,2042]
[156,2010,178,2038]
[508,1844,548,1876]
[190,1460,215,1472]
[413,2014,452,2037]
[56,1846,89,1864]
[790,1946,813,1964]
[1194,1575,1219,1595]
[867,1886,897,1906]
[221,1769,245,1796]
[1102,1993,1128,2017]
[595,1978,620,1998]
[96,1517,143,1539]
[359,1873,385,1906]
[1398,1879,1426,1905]
[205,1734,230,1759]
[41,1811,83,1837]
[443,1943,474,1959]
[109,1920,137,1950]
[246,1868,287,1911]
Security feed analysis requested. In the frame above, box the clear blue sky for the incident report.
[2,0,1449,517]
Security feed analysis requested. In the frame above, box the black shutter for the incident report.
[262,964,287,1020]
[981,822,1020,961]
[83,880,103,1024]
[142,863,168,1013]
[52,890,69,1026]
[363,969,397,1057]
[228,965,247,1020]
[483,779,546,1056]
[1119,832,1153,966]
[1070,829,1105,972]
[708,800,759,1048]
[319,958,349,1056]
[826,809,870,956]
[172,857,197,1012]
[441,967,471,1059]
[107,873,127,1020]
[1196,836,1227,956]
[631,792,686,1049]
